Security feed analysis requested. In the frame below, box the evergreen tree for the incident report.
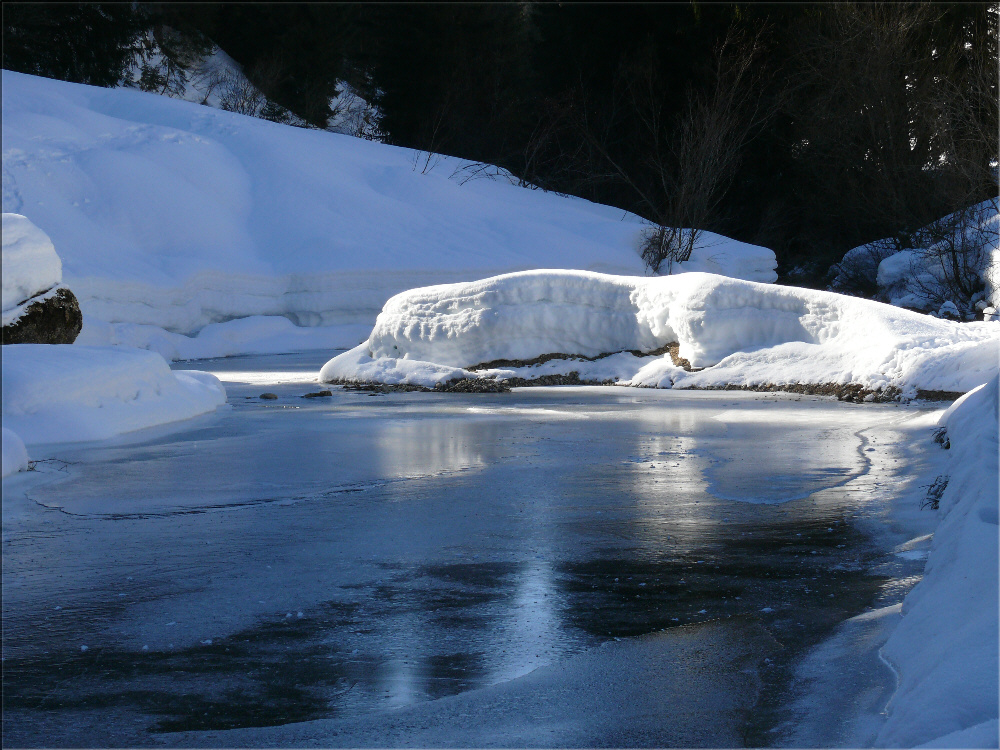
[3,3,147,86]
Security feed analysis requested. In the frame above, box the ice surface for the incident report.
[1,213,62,311]
[2,70,777,361]
[1,345,226,446]
[1,427,29,477]
[1,368,935,747]
[164,621,774,749]
[321,269,999,393]
[916,719,1000,749]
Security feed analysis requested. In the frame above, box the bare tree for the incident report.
[576,26,777,273]
[218,68,266,117]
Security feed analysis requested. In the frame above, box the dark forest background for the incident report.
[3,2,997,285]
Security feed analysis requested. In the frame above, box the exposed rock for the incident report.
[913,389,965,402]
[334,378,512,393]
[2,287,82,345]
[675,382,903,403]
[435,378,510,393]
[468,343,695,372]
[502,372,616,387]
[302,390,333,398]
[259,393,278,400]
[337,381,430,393]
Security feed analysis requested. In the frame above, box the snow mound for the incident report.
[665,230,777,284]
[2,70,775,360]
[1,345,226,446]
[2,213,62,312]
[877,376,999,748]
[320,270,999,394]
[1,427,30,478]
[321,342,474,388]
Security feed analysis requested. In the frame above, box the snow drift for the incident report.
[2,70,775,359]
[1,345,226,446]
[320,270,999,395]
[877,377,999,748]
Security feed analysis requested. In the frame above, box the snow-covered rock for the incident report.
[320,270,999,394]
[2,213,62,311]
[1,345,226,446]
[876,250,924,305]
[2,70,775,360]
[2,213,83,344]
[833,199,999,319]
[877,376,999,747]
[1,427,30,478]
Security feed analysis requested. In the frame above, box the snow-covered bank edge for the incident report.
[319,270,999,398]
[874,377,999,748]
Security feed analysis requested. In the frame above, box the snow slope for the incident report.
[877,377,999,748]
[2,70,775,359]
[1,345,226,446]
[320,270,999,395]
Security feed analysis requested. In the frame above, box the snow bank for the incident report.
[1,213,62,312]
[876,377,999,748]
[2,70,775,360]
[1,427,30,478]
[1,345,226,446]
[320,270,999,394]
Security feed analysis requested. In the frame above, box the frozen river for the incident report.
[2,352,938,747]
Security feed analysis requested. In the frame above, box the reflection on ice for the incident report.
[465,406,590,419]
[375,419,497,480]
